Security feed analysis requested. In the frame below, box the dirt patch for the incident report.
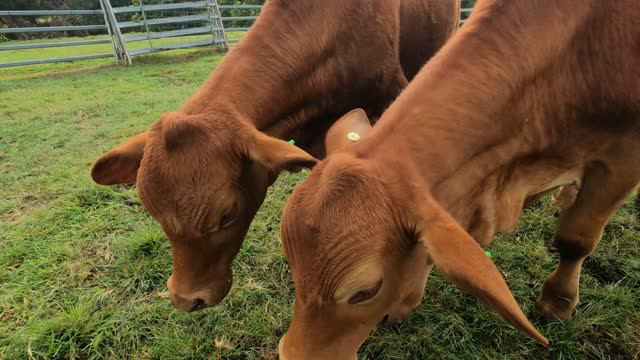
[47,64,116,79]
[124,199,140,207]
[132,239,162,259]
[583,256,628,286]
[74,187,137,209]
[133,48,221,65]
[3,194,44,223]
[87,241,114,262]
[586,325,632,359]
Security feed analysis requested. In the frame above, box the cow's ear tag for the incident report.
[325,109,372,155]
[347,132,361,142]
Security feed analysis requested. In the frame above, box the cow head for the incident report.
[91,111,317,311]
[278,113,547,359]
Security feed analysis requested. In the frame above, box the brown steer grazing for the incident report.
[91,0,459,311]
[279,0,639,358]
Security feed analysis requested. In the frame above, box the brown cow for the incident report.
[278,0,640,358]
[91,0,460,311]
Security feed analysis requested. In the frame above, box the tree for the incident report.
[0,0,265,40]
[218,0,263,28]
[0,0,132,39]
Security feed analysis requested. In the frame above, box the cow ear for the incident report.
[325,108,372,155]
[247,129,318,173]
[91,132,148,185]
[414,195,548,346]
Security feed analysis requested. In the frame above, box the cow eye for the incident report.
[347,279,383,305]
[220,203,238,228]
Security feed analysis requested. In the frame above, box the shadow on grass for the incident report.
[128,48,223,65]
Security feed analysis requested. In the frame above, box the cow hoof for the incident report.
[534,295,576,320]
[378,314,404,329]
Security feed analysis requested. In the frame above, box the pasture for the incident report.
[1,40,639,359]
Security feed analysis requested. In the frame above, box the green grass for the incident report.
[0,32,245,81]
[1,39,639,360]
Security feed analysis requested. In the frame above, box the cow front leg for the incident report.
[536,164,638,320]
[552,185,579,213]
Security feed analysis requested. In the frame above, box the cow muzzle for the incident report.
[278,334,358,360]
[166,274,232,312]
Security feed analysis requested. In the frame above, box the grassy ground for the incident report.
[1,39,639,360]
[0,32,244,81]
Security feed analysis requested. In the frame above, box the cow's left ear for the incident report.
[91,132,148,185]
[413,194,549,346]
[325,108,372,155]
[247,128,318,173]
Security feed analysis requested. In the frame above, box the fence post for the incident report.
[208,0,228,51]
[138,0,154,50]
[101,0,131,65]
[98,0,119,64]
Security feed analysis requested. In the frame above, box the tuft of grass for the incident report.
[1,42,639,359]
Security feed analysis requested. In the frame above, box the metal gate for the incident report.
[105,0,228,65]
[0,0,243,68]
[0,4,117,68]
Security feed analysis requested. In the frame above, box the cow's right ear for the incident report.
[413,194,549,346]
[91,132,148,185]
[247,128,318,173]
[325,108,372,155]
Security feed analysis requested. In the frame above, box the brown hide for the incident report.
[91,0,460,311]
[279,0,640,358]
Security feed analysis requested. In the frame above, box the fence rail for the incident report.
[0,24,108,34]
[0,1,475,68]
[117,14,214,29]
[0,39,112,51]
[112,1,209,13]
[0,53,115,68]
[0,0,118,68]
[108,0,228,63]
[0,10,103,16]
[124,25,213,42]
[218,5,262,9]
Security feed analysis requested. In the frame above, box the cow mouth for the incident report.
[190,298,208,312]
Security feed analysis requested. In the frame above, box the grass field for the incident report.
[1,39,639,360]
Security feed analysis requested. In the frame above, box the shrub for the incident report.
[0,23,8,43]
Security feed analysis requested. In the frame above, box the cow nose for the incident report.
[170,292,209,312]
[191,298,207,311]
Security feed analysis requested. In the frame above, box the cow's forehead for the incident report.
[282,160,396,292]
[136,124,245,220]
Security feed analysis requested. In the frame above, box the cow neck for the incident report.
[179,3,342,137]
[359,0,592,195]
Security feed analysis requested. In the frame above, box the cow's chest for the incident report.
[459,163,584,246]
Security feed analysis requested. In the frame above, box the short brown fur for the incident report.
[91,0,459,311]
[279,0,640,358]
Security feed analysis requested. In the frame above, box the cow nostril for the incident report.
[191,298,206,311]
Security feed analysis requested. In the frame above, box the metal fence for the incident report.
[0,1,473,69]
[105,0,227,65]
[460,5,473,25]
[219,4,261,43]
[0,0,260,68]
[0,4,117,68]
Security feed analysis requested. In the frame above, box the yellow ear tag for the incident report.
[347,132,361,142]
